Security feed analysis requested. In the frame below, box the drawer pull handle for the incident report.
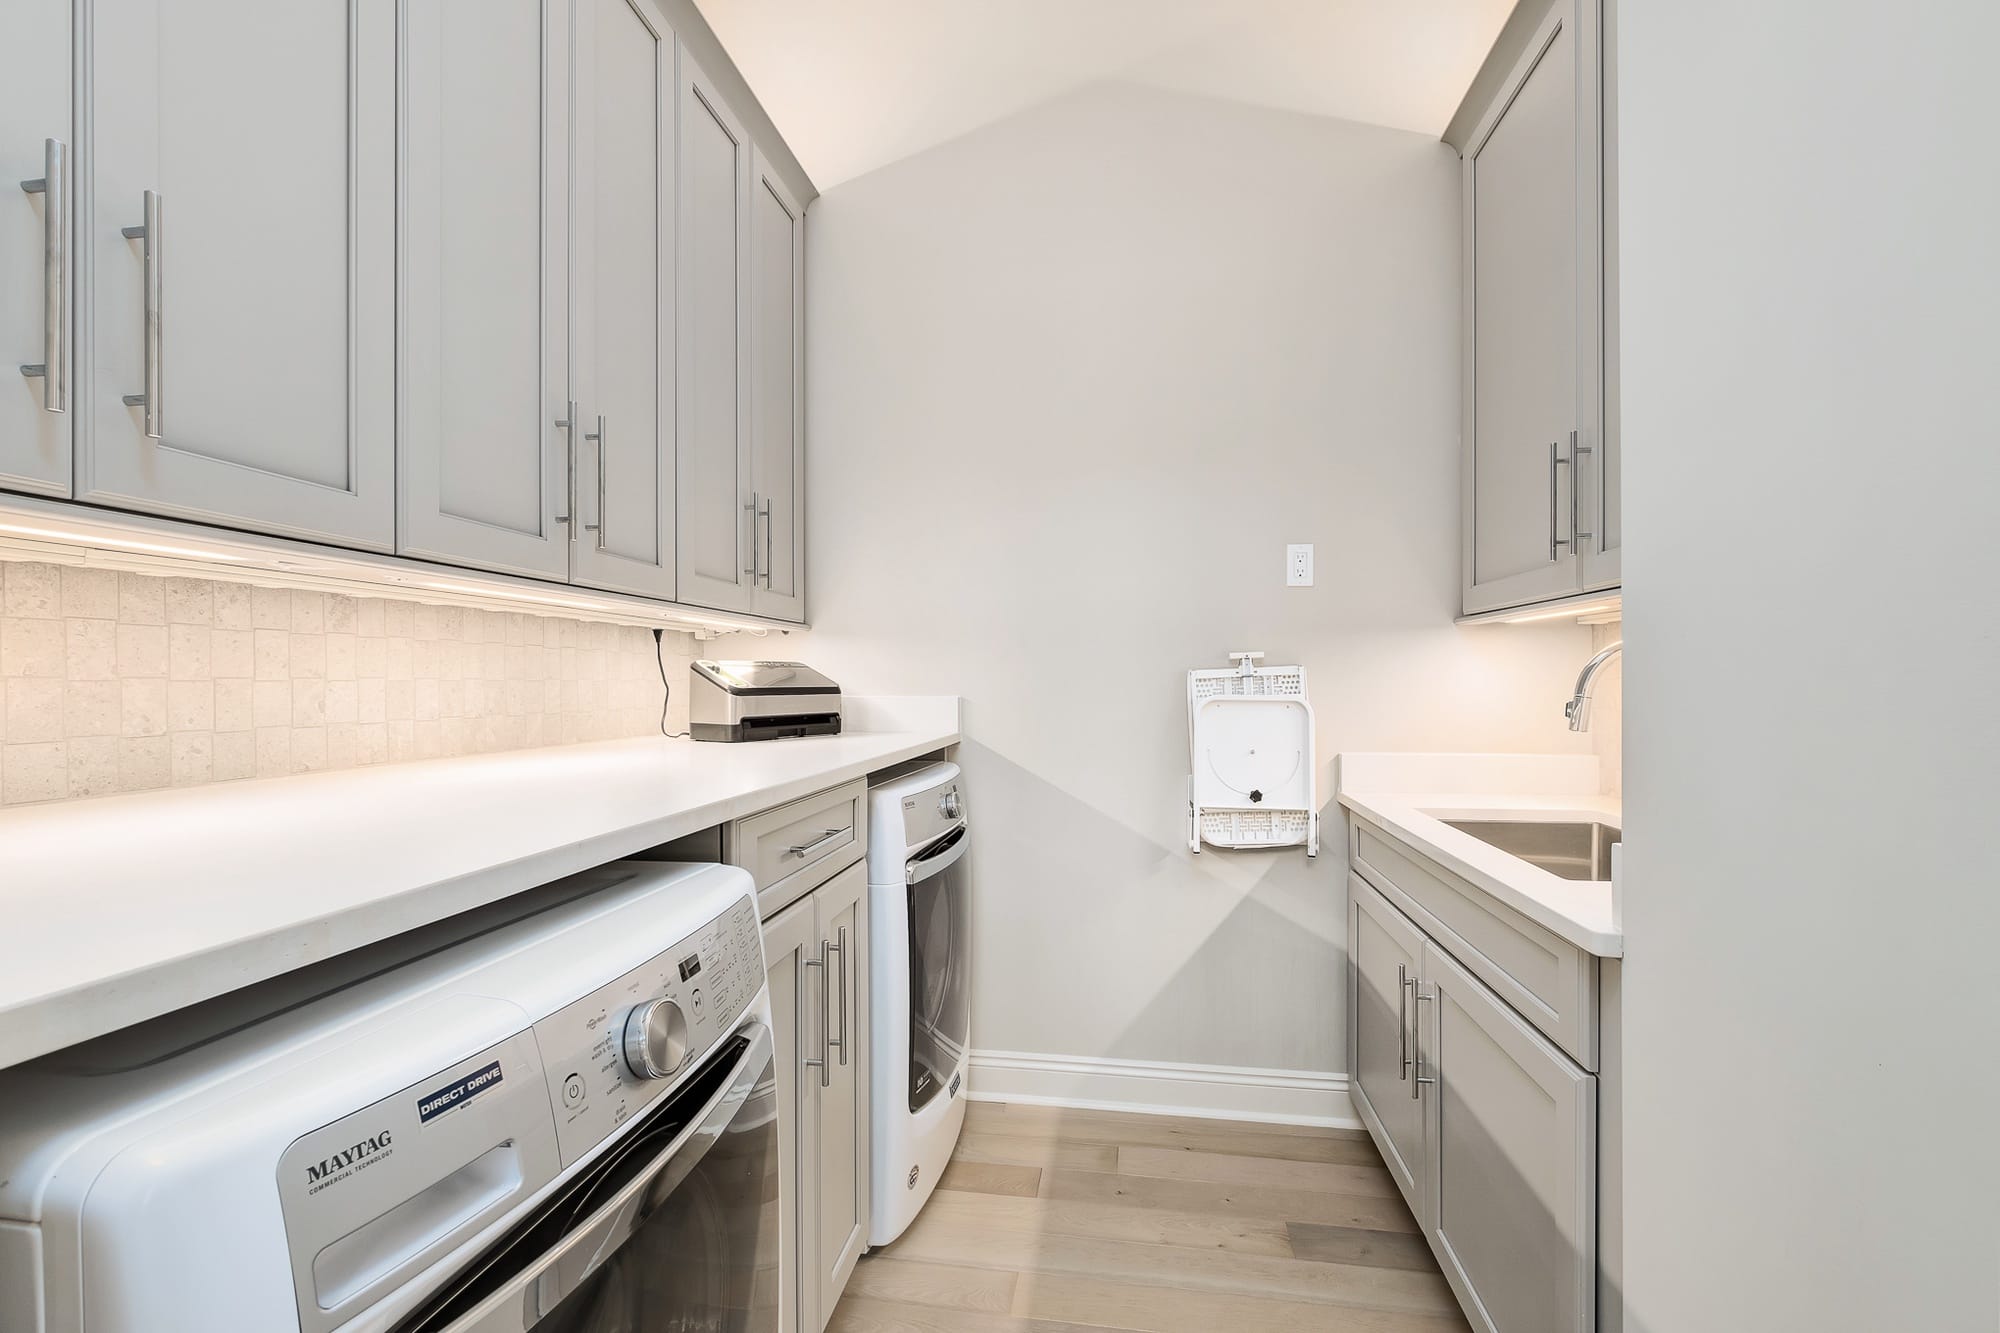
[784,827,846,859]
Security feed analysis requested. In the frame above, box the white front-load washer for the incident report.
[0,861,778,1333]
[865,761,971,1246]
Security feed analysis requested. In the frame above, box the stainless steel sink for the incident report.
[1442,819,1620,882]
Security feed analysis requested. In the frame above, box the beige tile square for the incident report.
[327,722,359,768]
[414,678,440,721]
[357,721,388,765]
[356,636,386,678]
[168,680,214,732]
[4,740,66,803]
[383,600,413,636]
[356,598,384,636]
[252,679,291,729]
[64,680,120,738]
[121,679,168,737]
[212,629,253,679]
[325,632,356,681]
[325,679,359,725]
[215,678,254,732]
[6,679,63,743]
[439,717,468,756]
[388,720,415,762]
[290,633,326,680]
[413,604,438,640]
[292,680,327,728]
[170,732,214,786]
[168,624,212,680]
[358,678,386,724]
[64,618,116,680]
[325,594,359,634]
[255,727,291,779]
[289,592,326,635]
[251,585,290,630]
[3,562,61,618]
[213,730,256,782]
[116,623,168,677]
[2,617,65,677]
[386,678,413,722]
[439,606,466,639]
[413,639,438,679]
[386,637,413,679]
[254,629,289,680]
[292,726,329,774]
[117,735,171,792]
[59,566,118,620]
[66,735,118,798]
[438,679,464,718]
[163,577,213,626]
[213,581,252,630]
[414,719,442,759]
[117,573,165,625]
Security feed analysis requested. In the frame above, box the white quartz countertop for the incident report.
[1337,752,1623,957]
[0,697,959,1071]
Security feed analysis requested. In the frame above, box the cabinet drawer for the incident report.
[731,780,867,917]
[1351,817,1597,1070]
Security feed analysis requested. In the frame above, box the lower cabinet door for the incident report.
[812,862,870,1328]
[762,894,816,1333]
[1423,940,1596,1333]
[1348,875,1427,1203]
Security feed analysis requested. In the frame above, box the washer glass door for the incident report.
[905,825,971,1112]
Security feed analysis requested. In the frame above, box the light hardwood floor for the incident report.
[831,1101,1471,1333]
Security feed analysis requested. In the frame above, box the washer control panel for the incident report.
[532,895,761,1165]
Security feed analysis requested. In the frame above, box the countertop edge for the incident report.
[1338,789,1624,958]
[0,724,957,1070]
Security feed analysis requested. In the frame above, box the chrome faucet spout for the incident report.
[1566,641,1622,732]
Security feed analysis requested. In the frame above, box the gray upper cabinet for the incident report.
[2,0,72,498]
[399,0,573,581]
[81,0,397,550]
[570,0,677,599]
[1425,939,1596,1333]
[1460,0,1613,615]
[674,53,755,616]
[749,153,806,622]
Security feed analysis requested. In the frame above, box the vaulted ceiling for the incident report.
[693,0,1514,189]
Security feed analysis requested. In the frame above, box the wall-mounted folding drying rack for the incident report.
[1187,651,1318,857]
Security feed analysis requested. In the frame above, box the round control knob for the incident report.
[939,790,962,819]
[622,998,689,1080]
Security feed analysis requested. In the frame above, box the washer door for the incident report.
[905,826,971,1113]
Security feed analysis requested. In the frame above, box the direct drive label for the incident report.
[417,1060,504,1123]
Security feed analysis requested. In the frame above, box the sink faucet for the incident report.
[1566,641,1622,732]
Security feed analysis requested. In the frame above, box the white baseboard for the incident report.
[966,1050,1359,1129]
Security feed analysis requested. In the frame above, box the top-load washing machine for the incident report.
[865,761,971,1246]
[0,860,778,1333]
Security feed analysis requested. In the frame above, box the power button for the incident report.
[562,1072,586,1108]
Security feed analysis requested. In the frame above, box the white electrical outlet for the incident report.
[1287,543,1314,587]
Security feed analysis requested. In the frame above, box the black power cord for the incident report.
[653,627,690,738]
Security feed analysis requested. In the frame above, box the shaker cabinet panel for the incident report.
[1348,875,1427,1205]
[763,894,817,1333]
[1,0,72,498]
[749,156,806,622]
[813,863,870,1327]
[1424,941,1596,1333]
[674,55,755,615]
[82,0,396,549]
[398,0,571,580]
[569,0,676,599]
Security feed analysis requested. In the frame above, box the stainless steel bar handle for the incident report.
[1547,440,1571,559]
[828,925,849,1067]
[803,943,832,1088]
[583,415,605,545]
[759,497,773,587]
[784,827,846,859]
[1570,430,1594,547]
[119,190,162,438]
[1397,963,1411,1081]
[554,402,576,528]
[1412,986,1436,1098]
[17,139,67,411]
[742,492,759,577]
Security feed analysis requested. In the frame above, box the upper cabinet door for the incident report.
[570,0,676,599]
[1578,0,1619,595]
[1462,5,1583,614]
[674,51,754,615]
[749,152,806,623]
[400,0,572,581]
[83,0,396,549]
[2,0,72,498]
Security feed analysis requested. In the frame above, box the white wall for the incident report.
[1618,3,2000,1329]
[721,83,1594,1083]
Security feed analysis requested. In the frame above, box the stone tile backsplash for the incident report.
[0,559,701,806]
